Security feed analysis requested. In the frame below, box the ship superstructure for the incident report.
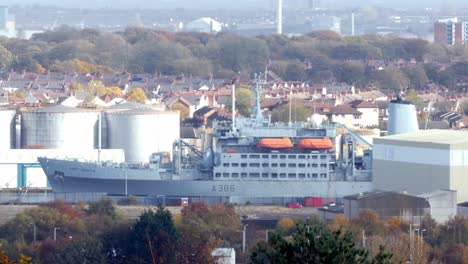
[38,75,373,201]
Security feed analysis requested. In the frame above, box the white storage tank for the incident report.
[106,108,180,163]
[20,106,100,150]
[388,97,419,136]
[0,109,15,149]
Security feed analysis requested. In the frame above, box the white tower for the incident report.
[351,12,355,36]
[277,0,283,34]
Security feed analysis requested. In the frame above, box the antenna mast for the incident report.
[253,74,264,121]
[231,84,236,131]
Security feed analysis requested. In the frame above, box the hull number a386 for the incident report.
[212,184,235,193]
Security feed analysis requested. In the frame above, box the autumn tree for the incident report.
[105,86,123,97]
[87,80,107,97]
[126,88,147,104]
[170,101,190,121]
[68,81,83,92]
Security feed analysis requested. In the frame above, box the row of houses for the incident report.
[1,71,467,130]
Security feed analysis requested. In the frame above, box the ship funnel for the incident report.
[388,96,419,135]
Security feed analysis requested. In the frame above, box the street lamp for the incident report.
[31,223,36,243]
[125,169,128,197]
[241,215,248,253]
[242,223,248,253]
[53,227,60,241]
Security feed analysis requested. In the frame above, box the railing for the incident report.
[0,192,107,204]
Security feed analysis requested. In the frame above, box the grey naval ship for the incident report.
[38,79,373,200]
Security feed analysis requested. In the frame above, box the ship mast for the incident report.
[253,73,265,122]
[231,84,236,131]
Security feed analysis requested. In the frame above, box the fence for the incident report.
[0,192,107,204]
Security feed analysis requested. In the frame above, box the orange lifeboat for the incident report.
[226,148,237,153]
[298,137,333,150]
[257,137,293,150]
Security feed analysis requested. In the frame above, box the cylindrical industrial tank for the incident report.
[106,108,180,163]
[388,98,419,135]
[21,105,99,150]
[0,109,16,149]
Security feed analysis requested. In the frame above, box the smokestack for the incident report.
[351,12,355,36]
[277,0,283,34]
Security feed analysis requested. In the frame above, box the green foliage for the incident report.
[405,90,424,109]
[181,202,241,238]
[0,206,87,243]
[215,33,269,72]
[129,207,178,263]
[224,87,253,117]
[87,80,107,97]
[0,26,466,92]
[271,102,312,123]
[38,237,105,264]
[87,198,117,220]
[250,224,393,264]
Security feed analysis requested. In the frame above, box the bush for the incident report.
[119,195,140,206]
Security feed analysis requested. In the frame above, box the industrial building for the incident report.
[373,129,468,203]
[343,191,430,225]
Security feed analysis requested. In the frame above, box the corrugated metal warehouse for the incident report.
[373,130,468,203]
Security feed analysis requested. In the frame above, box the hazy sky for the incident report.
[2,0,467,10]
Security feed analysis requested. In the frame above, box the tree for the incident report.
[371,69,409,91]
[105,86,123,97]
[38,237,105,264]
[170,101,190,121]
[271,102,312,123]
[224,87,253,117]
[68,81,83,92]
[405,66,429,90]
[405,90,424,109]
[128,207,178,264]
[332,63,365,85]
[284,62,306,81]
[250,224,393,264]
[87,80,107,97]
[126,88,147,104]
[0,206,87,244]
[0,244,31,264]
[0,44,13,70]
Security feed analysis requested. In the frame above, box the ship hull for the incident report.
[40,158,372,198]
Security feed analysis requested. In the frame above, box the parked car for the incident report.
[287,202,303,208]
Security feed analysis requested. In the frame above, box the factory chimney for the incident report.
[351,12,355,36]
[277,0,283,34]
